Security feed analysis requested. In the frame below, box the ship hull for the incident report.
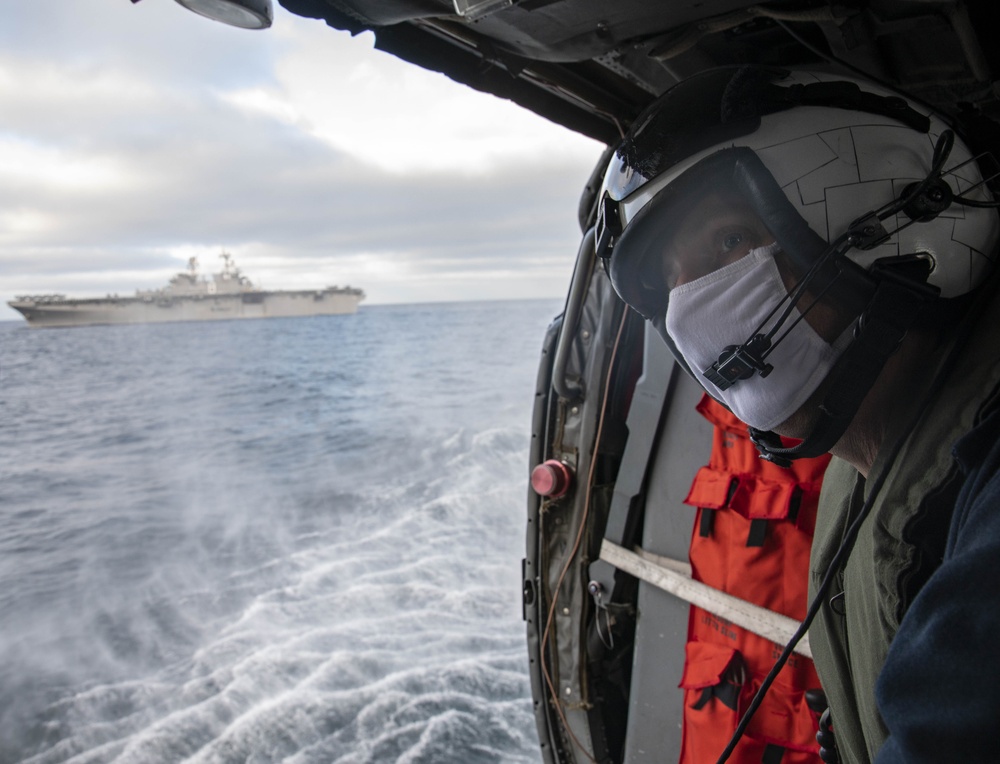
[9,290,363,328]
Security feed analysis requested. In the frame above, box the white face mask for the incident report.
[665,244,848,432]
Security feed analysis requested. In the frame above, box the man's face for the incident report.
[658,187,853,347]
[656,184,861,436]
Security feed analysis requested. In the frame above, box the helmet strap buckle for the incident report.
[703,335,773,390]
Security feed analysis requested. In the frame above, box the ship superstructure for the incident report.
[9,254,364,328]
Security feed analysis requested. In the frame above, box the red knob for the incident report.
[531,459,573,498]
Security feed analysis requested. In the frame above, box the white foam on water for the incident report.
[2,302,560,763]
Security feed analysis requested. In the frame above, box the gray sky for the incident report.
[0,0,605,321]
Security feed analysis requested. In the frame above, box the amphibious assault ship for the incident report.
[8,253,364,328]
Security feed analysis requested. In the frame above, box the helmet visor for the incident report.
[607,148,836,319]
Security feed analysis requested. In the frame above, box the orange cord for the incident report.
[539,309,629,763]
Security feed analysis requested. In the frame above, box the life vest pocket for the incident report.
[679,641,749,764]
[678,639,822,763]
[743,677,823,759]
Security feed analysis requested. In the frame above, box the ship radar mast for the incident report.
[219,252,253,288]
[220,252,238,280]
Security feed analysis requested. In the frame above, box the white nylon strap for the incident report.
[599,539,812,659]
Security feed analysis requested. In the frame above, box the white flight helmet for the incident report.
[597,66,1000,461]
[599,66,999,319]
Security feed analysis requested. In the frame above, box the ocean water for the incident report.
[0,300,560,764]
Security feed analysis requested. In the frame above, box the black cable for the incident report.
[704,26,1000,757]
[712,232,851,382]
[873,131,954,222]
[954,195,1000,209]
[761,251,847,358]
[714,250,1000,764]
[755,130,956,368]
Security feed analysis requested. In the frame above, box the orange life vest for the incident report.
[678,396,830,764]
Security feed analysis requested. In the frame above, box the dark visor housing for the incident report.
[596,66,930,320]
[603,148,835,320]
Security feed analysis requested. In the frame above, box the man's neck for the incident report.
[830,329,943,478]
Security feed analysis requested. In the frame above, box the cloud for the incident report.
[0,0,604,320]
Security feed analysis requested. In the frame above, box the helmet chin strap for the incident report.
[748,257,939,466]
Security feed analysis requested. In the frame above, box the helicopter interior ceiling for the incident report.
[277,0,997,151]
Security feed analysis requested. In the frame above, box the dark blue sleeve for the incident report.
[874,412,1000,763]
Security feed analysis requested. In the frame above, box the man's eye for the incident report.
[722,232,744,251]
